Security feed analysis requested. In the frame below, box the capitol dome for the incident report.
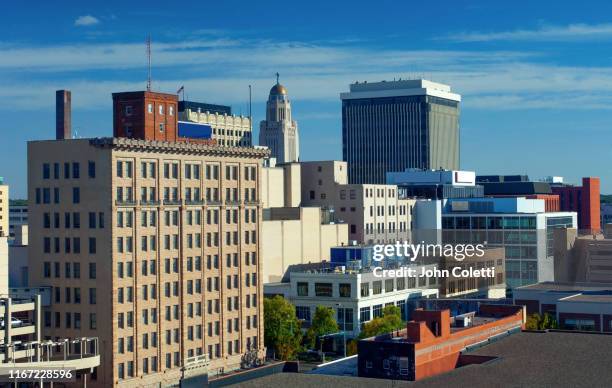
[269,83,288,95]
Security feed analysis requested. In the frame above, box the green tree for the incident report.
[359,305,404,338]
[306,306,339,349]
[264,296,302,360]
[525,312,558,330]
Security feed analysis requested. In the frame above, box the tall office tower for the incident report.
[259,75,300,163]
[341,79,461,184]
[28,137,268,387]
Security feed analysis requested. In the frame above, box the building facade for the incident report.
[300,161,415,244]
[514,282,612,333]
[553,228,612,284]
[341,79,460,184]
[261,207,347,284]
[551,177,601,233]
[178,101,252,147]
[113,91,179,142]
[28,137,268,386]
[264,266,439,337]
[8,201,28,240]
[357,305,524,381]
[437,248,506,299]
[441,197,576,288]
[259,78,300,163]
[387,169,484,200]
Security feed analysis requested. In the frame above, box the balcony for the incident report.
[140,200,161,206]
[243,200,261,206]
[0,337,100,371]
[115,200,136,206]
[163,199,183,206]
[225,199,242,206]
[207,199,222,206]
[185,199,205,206]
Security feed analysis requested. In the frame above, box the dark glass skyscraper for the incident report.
[341,79,460,184]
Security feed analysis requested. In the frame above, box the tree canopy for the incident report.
[263,296,302,360]
[525,312,558,330]
[306,306,339,349]
[359,305,404,338]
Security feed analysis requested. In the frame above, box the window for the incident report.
[43,163,50,179]
[294,306,311,323]
[72,163,80,179]
[373,304,383,318]
[339,283,351,298]
[373,281,382,295]
[385,279,394,292]
[359,306,371,323]
[314,283,333,297]
[297,282,309,296]
[72,187,80,204]
[337,308,354,331]
[88,161,96,178]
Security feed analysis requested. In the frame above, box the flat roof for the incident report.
[516,281,612,292]
[559,293,612,303]
[239,332,612,387]
[364,314,506,343]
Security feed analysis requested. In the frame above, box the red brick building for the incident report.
[357,304,525,381]
[551,177,601,232]
[113,91,179,141]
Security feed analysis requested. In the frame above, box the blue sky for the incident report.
[1,0,612,197]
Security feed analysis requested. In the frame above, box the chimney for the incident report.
[56,90,71,140]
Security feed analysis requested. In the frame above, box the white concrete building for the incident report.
[178,101,252,147]
[8,202,28,240]
[259,76,300,163]
[9,225,28,287]
[264,265,438,337]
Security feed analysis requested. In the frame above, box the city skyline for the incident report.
[2,0,612,196]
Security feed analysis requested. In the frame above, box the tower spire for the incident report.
[275,72,279,84]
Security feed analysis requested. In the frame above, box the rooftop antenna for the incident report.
[146,35,152,91]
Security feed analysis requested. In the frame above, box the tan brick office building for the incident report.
[28,137,268,386]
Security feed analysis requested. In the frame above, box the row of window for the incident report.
[360,277,425,298]
[42,162,95,180]
[35,187,80,204]
[52,286,96,304]
[43,237,97,255]
[359,300,407,323]
[117,336,259,380]
[297,282,351,298]
[43,262,96,279]
[116,186,256,204]
[44,311,95,330]
[116,160,257,182]
[43,212,104,229]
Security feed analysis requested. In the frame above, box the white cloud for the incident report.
[1,35,612,111]
[447,23,612,42]
[74,15,100,27]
